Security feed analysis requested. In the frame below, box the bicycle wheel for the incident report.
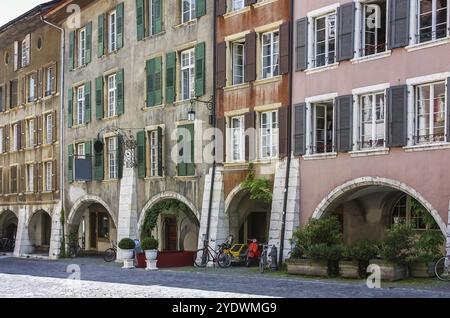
[104,248,116,262]
[435,257,450,281]
[67,246,76,259]
[217,253,232,268]
[259,259,266,273]
[194,249,209,267]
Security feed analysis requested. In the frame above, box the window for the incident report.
[45,161,52,192]
[27,73,37,102]
[262,31,279,79]
[182,0,196,23]
[260,111,278,159]
[391,195,439,230]
[181,48,195,100]
[9,79,18,108]
[417,0,448,43]
[46,113,53,144]
[77,143,86,159]
[313,13,336,68]
[27,119,34,148]
[149,0,162,35]
[0,127,3,153]
[0,86,3,112]
[361,1,387,56]
[231,116,245,161]
[76,86,85,125]
[12,123,18,151]
[107,74,117,117]
[44,65,56,97]
[232,42,245,85]
[26,164,34,192]
[109,10,117,53]
[107,136,118,179]
[312,101,334,154]
[10,166,18,194]
[232,0,245,11]
[78,28,86,67]
[359,92,386,149]
[149,130,158,177]
[415,81,446,144]
[21,36,30,67]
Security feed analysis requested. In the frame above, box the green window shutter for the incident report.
[146,59,155,107]
[67,88,73,128]
[196,0,206,18]
[166,52,176,104]
[157,126,163,177]
[69,31,75,71]
[85,141,92,158]
[68,144,74,184]
[137,131,146,179]
[186,124,195,176]
[136,0,145,41]
[94,139,104,181]
[154,56,162,105]
[177,127,186,177]
[95,76,104,120]
[195,42,205,97]
[116,69,124,115]
[98,14,105,57]
[117,2,124,49]
[84,81,91,124]
[152,0,162,34]
[85,21,92,64]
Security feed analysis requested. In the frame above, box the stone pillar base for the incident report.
[122,259,135,269]
[145,260,158,271]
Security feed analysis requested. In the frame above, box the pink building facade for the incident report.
[292,0,450,246]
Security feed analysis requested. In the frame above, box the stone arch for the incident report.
[67,195,117,228]
[312,177,446,235]
[225,184,245,215]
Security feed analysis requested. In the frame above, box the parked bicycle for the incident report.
[104,241,117,262]
[194,239,232,268]
[435,255,450,281]
[0,238,15,252]
[67,237,85,258]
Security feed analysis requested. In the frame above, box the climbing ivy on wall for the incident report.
[241,163,273,204]
[141,199,190,240]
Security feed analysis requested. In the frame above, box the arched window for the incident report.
[391,195,438,230]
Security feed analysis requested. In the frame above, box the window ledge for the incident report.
[403,142,450,152]
[142,104,165,111]
[102,115,120,121]
[42,93,59,101]
[305,63,339,75]
[173,19,197,29]
[224,161,247,168]
[253,75,283,86]
[224,7,251,19]
[72,124,87,129]
[303,152,338,161]
[349,148,390,158]
[223,82,250,92]
[406,37,450,52]
[254,0,278,8]
[351,51,392,64]
[102,179,119,184]
[174,175,198,181]
[142,31,166,41]
[41,191,53,194]
[144,176,165,181]
[173,99,192,106]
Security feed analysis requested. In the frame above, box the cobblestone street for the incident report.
[1,256,450,298]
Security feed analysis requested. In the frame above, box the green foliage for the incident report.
[241,163,273,204]
[141,199,189,240]
[141,237,159,251]
[305,243,343,262]
[59,208,66,258]
[67,230,79,247]
[380,223,415,264]
[408,229,444,264]
[345,240,380,263]
[118,238,136,250]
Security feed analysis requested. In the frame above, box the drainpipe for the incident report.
[41,16,65,254]
[206,0,218,242]
[279,0,295,267]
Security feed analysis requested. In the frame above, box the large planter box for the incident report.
[157,251,196,268]
[339,260,360,279]
[369,259,407,282]
[287,259,328,277]
[410,262,436,278]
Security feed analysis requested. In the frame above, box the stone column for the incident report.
[268,157,300,261]
[48,202,63,260]
[14,206,33,256]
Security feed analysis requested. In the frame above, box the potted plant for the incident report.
[409,229,444,278]
[287,217,343,277]
[141,237,159,261]
[371,224,414,281]
[118,238,136,260]
[340,241,379,279]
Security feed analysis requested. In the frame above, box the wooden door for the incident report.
[164,217,177,251]
[90,212,97,249]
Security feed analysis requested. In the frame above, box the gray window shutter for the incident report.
[216,117,226,163]
[294,103,306,156]
[337,2,355,62]
[84,81,91,124]
[296,17,308,71]
[336,95,353,152]
[387,85,408,147]
[244,32,257,82]
[216,0,227,16]
[388,0,410,49]
[245,0,257,5]
[279,22,290,75]
[216,42,227,88]
[244,111,256,161]
[447,78,450,142]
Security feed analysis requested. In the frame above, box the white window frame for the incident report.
[359,0,389,57]
[77,143,86,159]
[107,74,117,118]
[45,161,52,192]
[46,113,53,144]
[21,35,30,67]
[78,27,86,67]
[108,136,118,180]
[180,48,195,101]
[358,92,386,149]
[261,31,280,79]
[230,116,245,162]
[416,0,449,44]
[12,123,18,151]
[312,12,337,68]
[28,74,36,102]
[27,119,34,148]
[26,164,34,192]
[149,130,158,177]
[77,85,85,125]
[109,10,117,53]
[311,101,335,154]
[260,110,278,159]
[45,66,54,96]
[182,0,196,24]
[232,42,245,85]
[232,0,245,11]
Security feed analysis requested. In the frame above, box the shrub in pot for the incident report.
[118,238,136,260]
[141,237,159,261]
[340,241,379,279]
[306,243,343,277]
[408,229,444,278]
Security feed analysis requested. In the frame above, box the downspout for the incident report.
[41,16,65,254]
[279,0,295,266]
[206,0,218,242]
